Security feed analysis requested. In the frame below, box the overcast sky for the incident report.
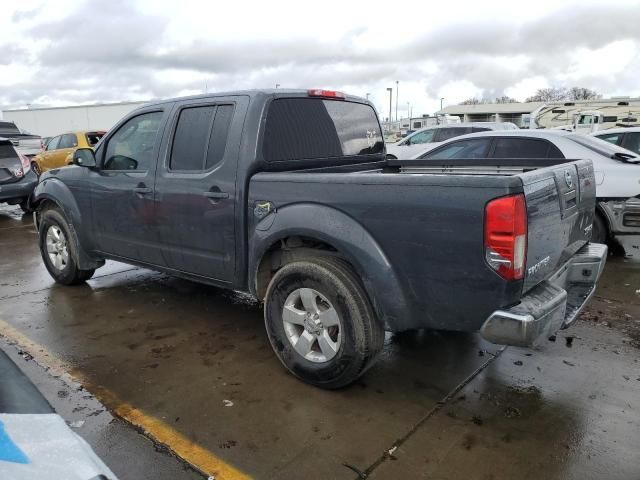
[2,0,640,118]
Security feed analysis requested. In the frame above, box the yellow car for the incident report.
[32,131,105,175]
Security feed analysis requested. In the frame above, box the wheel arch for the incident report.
[249,203,410,330]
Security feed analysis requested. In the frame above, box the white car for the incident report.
[385,122,519,159]
[410,130,640,243]
[591,127,640,155]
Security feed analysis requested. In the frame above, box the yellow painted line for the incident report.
[0,318,251,480]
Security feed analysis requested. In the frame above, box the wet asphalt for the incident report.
[0,203,639,480]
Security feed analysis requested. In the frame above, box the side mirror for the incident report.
[73,148,96,168]
[404,138,411,146]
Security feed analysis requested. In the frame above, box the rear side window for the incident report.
[262,98,383,162]
[170,104,234,171]
[0,143,17,160]
[492,138,563,159]
[423,138,491,159]
[85,132,104,147]
[58,134,78,149]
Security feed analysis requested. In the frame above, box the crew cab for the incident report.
[31,89,606,388]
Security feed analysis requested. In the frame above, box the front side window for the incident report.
[86,132,104,147]
[422,138,490,159]
[47,136,61,151]
[262,98,383,162]
[596,133,622,146]
[58,134,78,149]
[407,130,435,145]
[433,127,473,142]
[170,104,234,171]
[103,112,163,171]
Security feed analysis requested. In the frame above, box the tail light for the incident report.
[484,194,527,280]
[307,89,346,99]
[18,153,31,176]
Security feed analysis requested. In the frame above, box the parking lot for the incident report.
[0,202,638,479]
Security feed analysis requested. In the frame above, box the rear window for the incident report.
[86,132,104,147]
[0,143,18,160]
[262,98,383,162]
[0,122,20,136]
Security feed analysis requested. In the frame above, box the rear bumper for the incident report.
[480,243,607,347]
[0,170,38,203]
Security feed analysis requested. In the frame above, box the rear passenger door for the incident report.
[154,96,248,282]
[621,132,640,154]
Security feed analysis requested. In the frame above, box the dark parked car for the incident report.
[0,137,38,212]
[31,89,606,388]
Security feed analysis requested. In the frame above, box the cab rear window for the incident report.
[262,98,383,162]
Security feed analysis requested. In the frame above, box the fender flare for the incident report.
[249,203,410,330]
[31,178,103,270]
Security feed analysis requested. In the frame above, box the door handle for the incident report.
[133,187,152,194]
[203,191,229,200]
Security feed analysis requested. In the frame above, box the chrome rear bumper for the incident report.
[480,243,607,347]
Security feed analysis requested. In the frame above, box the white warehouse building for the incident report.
[1,101,149,137]
[434,101,545,128]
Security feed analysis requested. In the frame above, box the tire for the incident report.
[19,199,32,214]
[264,254,384,389]
[38,207,95,285]
[591,212,608,244]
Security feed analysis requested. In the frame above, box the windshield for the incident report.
[569,134,639,163]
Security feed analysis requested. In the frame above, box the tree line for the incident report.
[459,87,601,105]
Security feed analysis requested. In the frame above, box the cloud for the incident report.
[2,0,640,115]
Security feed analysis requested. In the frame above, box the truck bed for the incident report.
[249,157,596,332]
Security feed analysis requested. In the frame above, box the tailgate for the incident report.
[521,159,596,293]
[0,142,22,185]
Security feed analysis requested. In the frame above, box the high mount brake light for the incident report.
[307,89,346,99]
[484,194,527,281]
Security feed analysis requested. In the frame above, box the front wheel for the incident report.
[38,208,95,285]
[264,255,384,389]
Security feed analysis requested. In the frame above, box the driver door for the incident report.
[88,108,169,264]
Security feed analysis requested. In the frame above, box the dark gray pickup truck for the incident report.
[31,89,607,388]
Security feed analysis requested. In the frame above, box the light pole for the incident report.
[395,80,399,121]
[386,88,393,125]
[440,97,444,111]
[407,102,411,124]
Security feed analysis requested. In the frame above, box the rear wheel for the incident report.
[591,212,608,244]
[38,208,95,285]
[264,254,384,389]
